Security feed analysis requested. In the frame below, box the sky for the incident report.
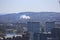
[0,0,60,14]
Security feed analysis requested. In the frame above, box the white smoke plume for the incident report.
[20,15,30,20]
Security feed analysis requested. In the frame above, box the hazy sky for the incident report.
[0,0,60,14]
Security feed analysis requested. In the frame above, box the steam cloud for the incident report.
[20,15,30,19]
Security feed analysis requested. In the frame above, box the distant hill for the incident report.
[0,12,60,24]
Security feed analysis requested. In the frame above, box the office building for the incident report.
[45,21,55,32]
[27,22,41,33]
[51,28,60,40]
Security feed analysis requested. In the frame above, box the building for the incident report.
[45,21,55,32]
[51,28,60,40]
[27,22,41,40]
[33,32,51,40]
[27,22,41,33]
[33,33,40,40]
[22,32,30,40]
[55,21,60,28]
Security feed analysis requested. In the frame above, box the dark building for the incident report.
[33,33,40,40]
[22,32,30,40]
[27,22,41,40]
[51,28,60,40]
[55,21,60,28]
[45,21,55,32]
[27,22,41,33]
[33,32,51,40]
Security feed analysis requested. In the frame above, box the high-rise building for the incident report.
[22,32,30,40]
[33,33,40,40]
[33,32,51,40]
[27,22,41,40]
[45,21,55,32]
[27,22,41,33]
[55,21,60,28]
[51,28,60,40]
